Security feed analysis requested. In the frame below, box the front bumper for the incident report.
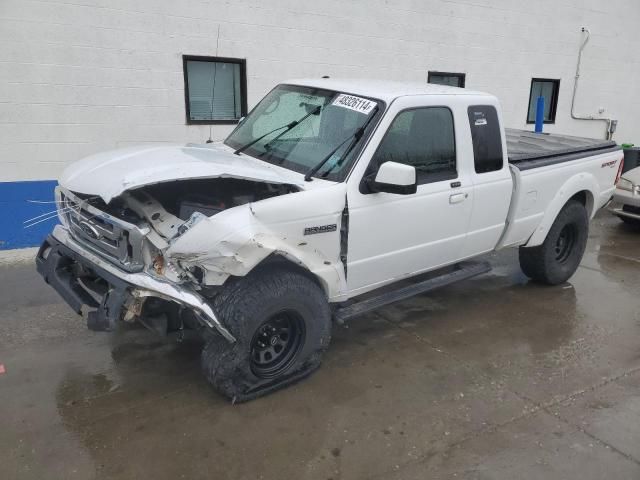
[36,225,235,342]
[609,188,640,221]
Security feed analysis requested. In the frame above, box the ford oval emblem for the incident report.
[79,221,100,240]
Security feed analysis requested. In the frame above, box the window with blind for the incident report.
[183,56,247,124]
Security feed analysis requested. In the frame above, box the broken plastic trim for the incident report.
[49,224,236,343]
[339,197,349,278]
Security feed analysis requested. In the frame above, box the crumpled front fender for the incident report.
[166,202,347,300]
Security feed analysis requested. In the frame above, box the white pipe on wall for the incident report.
[571,27,614,140]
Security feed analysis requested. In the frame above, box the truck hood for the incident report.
[59,143,304,203]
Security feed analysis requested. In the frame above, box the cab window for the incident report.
[371,107,457,184]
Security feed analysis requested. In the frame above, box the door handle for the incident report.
[449,193,468,204]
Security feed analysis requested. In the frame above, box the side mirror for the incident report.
[366,161,417,195]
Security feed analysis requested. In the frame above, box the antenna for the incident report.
[206,24,222,143]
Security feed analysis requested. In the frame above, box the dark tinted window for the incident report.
[372,107,456,184]
[428,71,465,88]
[467,105,503,173]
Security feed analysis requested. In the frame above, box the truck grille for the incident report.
[58,188,148,272]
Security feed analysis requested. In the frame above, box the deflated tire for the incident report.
[201,266,332,402]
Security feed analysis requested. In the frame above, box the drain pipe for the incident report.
[571,27,616,140]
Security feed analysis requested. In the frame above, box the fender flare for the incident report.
[525,173,598,247]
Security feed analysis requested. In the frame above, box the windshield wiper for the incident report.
[304,106,379,181]
[233,105,321,156]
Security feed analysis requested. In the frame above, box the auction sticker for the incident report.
[332,94,377,114]
[471,111,488,126]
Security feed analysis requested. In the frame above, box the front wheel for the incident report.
[519,200,589,285]
[201,267,332,402]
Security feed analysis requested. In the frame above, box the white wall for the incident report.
[1,0,639,182]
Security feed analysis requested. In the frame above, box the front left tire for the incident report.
[201,266,332,402]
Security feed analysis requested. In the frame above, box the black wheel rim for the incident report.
[554,224,577,264]
[250,311,305,379]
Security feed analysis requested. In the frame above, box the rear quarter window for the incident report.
[467,105,503,173]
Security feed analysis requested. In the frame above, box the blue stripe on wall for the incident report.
[0,180,59,250]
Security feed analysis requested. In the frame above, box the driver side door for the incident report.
[345,99,473,295]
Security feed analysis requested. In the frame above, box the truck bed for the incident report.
[506,128,620,171]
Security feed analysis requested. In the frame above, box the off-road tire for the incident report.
[519,200,589,285]
[201,267,332,403]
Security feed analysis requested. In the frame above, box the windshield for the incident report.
[224,85,382,181]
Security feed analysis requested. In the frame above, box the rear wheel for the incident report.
[201,266,331,402]
[519,200,589,285]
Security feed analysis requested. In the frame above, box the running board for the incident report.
[334,261,491,323]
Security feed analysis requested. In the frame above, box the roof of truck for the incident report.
[285,78,493,102]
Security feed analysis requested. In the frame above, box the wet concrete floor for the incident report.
[1,212,640,479]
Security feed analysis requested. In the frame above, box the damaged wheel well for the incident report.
[249,254,327,296]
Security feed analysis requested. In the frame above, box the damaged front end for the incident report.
[37,225,236,341]
[37,177,299,342]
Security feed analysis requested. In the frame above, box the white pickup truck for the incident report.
[37,78,624,401]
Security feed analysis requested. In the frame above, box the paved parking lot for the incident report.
[1,212,639,480]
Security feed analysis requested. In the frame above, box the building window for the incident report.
[428,71,465,88]
[527,78,559,124]
[183,55,247,124]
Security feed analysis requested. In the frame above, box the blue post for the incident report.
[534,96,545,133]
